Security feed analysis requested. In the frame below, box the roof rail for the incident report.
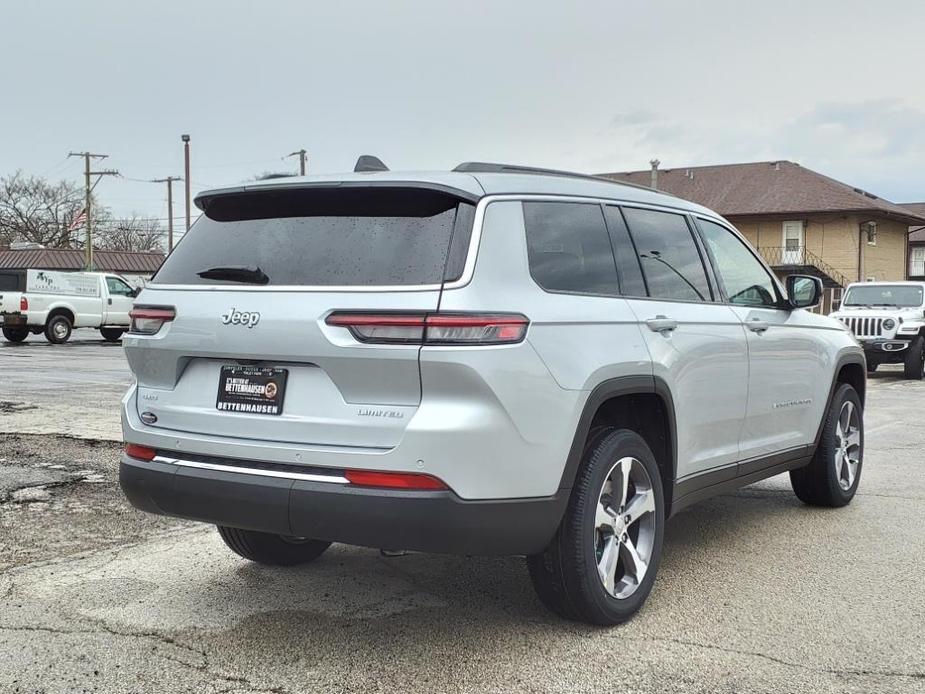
[452,161,664,194]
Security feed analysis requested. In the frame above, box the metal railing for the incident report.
[757,246,850,288]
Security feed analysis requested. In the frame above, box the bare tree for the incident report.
[95,213,164,252]
[0,171,88,248]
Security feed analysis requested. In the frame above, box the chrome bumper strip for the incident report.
[151,455,350,484]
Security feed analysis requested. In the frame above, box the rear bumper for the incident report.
[120,454,566,556]
[0,312,26,327]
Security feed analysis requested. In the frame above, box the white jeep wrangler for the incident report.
[831,281,925,379]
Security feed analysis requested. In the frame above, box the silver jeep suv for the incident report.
[121,161,866,625]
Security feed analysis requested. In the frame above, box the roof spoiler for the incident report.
[354,155,389,173]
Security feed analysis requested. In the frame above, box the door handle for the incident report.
[646,315,678,334]
[107,298,113,305]
[747,318,769,333]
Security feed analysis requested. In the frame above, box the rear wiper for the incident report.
[196,265,269,285]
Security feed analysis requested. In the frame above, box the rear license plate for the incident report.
[216,365,288,416]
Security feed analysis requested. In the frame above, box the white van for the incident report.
[0,269,137,343]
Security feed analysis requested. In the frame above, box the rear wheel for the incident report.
[44,314,72,344]
[100,327,124,342]
[217,526,331,566]
[527,429,664,625]
[790,383,863,507]
[866,362,878,374]
[903,336,924,380]
[2,326,28,343]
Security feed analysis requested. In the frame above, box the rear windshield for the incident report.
[843,284,924,307]
[152,187,475,287]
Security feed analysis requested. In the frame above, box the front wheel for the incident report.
[217,526,331,566]
[790,383,863,506]
[903,336,924,380]
[527,429,665,625]
[2,326,28,343]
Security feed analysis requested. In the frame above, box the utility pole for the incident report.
[287,149,307,175]
[181,134,191,231]
[67,151,118,270]
[151,176,182,252]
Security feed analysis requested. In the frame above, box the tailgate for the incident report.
[124,183,477,450]
[126,288,438,448]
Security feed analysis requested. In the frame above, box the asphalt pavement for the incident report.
[0,333,923,693]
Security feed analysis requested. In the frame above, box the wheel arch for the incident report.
[46,305,75,326]
[558,375,677,515]
[813,352,866,450]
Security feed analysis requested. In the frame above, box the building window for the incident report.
[866,276,876,282]
[911,247,925,277]
[832,287,844,311]
[863,221,878,246]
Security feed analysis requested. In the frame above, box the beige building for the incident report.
[599,161,925,313]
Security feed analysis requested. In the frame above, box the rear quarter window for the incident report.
[523,201,619,295]
[153,187,475,287]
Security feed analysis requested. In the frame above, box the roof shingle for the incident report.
[901,203,925,242]
[598,161,925,225]
[0,248,164,273]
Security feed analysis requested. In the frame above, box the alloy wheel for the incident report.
[834,401,861,491]
[594,456,657,599]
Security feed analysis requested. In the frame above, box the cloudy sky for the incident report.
[3,0,924,230]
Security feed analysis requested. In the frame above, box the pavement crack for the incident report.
[74,614,292,694]
[0,624,100,637]
[641,636,925,680]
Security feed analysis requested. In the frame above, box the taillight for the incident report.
[345,469,448,490]
[325,312,528,345]
[124,443,156,461]
[19,296,28,311]
[129,306,175,335]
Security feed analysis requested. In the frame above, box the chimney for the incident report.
[649,159,660,189]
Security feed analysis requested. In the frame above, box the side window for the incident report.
[602,206,647,296]
[622,207,711,302]
[698,219,779,308]
[106,277,134,296]
[523,202,618,295]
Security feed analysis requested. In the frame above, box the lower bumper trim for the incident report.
[120,455,566,556]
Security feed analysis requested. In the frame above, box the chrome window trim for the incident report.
[152,455,350,484]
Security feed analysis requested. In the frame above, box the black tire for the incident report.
[216,526,331,566]
[527,429,665,625]
[866,362,878,374]
[100,327,124,342]
[790,383,863,507]
[2,325,28,343]
[903,336,924,380]
[44,314,72,344]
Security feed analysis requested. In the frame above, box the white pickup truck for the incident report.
[0,269,137,344]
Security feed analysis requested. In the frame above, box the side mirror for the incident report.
[786,275,823,309]
[130,288,139,298]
